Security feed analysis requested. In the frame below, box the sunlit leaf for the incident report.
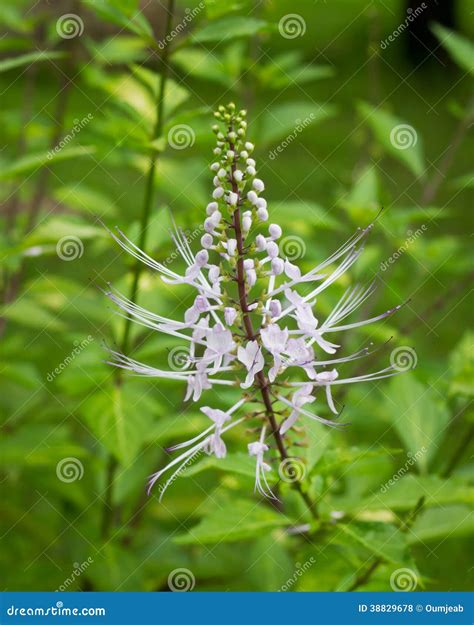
[432,24,474,75]
[191,16,269,44]
[385,376,450,473]
[0,51,65,73]
[358,102,424,177]
[0,146,95,179]
[174,496,292,544]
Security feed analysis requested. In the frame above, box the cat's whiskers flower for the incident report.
[106,103,410,499]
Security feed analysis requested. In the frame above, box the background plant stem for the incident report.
[101,0,176,540]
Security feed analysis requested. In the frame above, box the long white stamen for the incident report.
[277,395,344,428]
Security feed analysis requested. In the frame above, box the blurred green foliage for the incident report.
[1,0,473,592]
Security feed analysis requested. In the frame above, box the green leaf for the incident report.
[0,424,86,467]
[182,451,270,480]
[172,48,236,86]
[1,297,65,331]
[53,185,117,217]
[0,146,95,180]
[0,51,65,73]
[247,535,295,591]
[22,216,105,248]
[432,24,474,76]
[358,102,424,177]
[408,506,474,543]
[191,16,269,44]
[340,165,380,223]
[448,331,474,397]
[385,376,450,473]
[174,497,291,544]
[0,361,40,389]
[269,200,341,231]
[452,172,474,190]
[255,52,333,90]
[259,101,336,146]
[86,35,147,65]
[313,446,403,477]
[81,385,157,465]
[335,521,410,565]
[204,0,249,20]
[83,0,153,42]
[364,475,474,511]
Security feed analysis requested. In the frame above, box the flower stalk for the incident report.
[106,103,408,520]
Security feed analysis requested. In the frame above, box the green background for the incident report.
[1,0,473,592]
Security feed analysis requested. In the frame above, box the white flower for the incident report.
[271,258,284,275]
[224,307,237,326]
[185,371,212,402]
[203,324,235,372]
[284,259,301,280]
[280,383,315,434]
[237,340,264,388]
[285,338,316,379]
[248,427,277,499]
[201,233,213,249]
[200,406,231,457]
[107,103,407,500]
[247,190,258,204]
[261,324,288,381]
[269,224,282,239]
[257,207,268,221]
[227,191,238,206]
[255,234,266,251]
[315,369,339,414]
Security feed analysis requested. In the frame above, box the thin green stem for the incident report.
[119,0,176,358]
[101,0,175,540]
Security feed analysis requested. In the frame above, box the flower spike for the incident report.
[106,103,409,499]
